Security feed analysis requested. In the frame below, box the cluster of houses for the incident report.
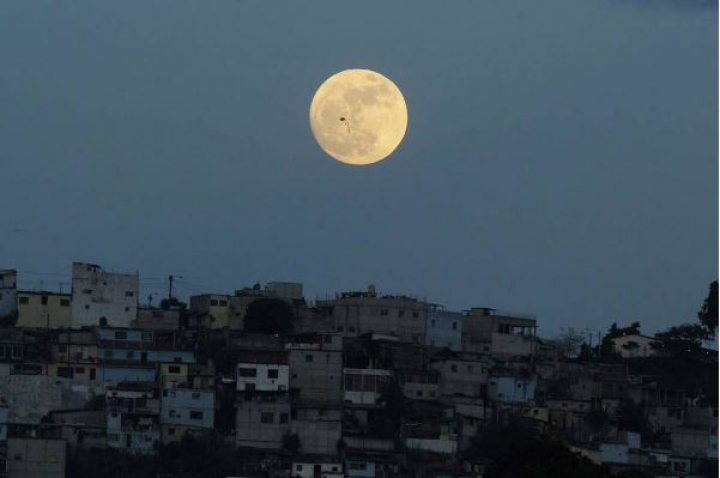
[0,263,716,478]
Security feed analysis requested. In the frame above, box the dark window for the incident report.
[19,297,29,305]
[413,312,419,318]
[57,367,73,378]
[450,364,458,373]
[324,335,332,344]
[210,300,219,306]
[336,326,344,332]
[168,366,181,374]
[305,354,314,363]
[41,296,48,305]
[124,307,130,312]
[399,310,405,317]
[267,369,279,379]
[219,300,228,307]
[125,291,134,297]
[189,411,203,420]
[452,322,458,330]
[380,309,388,316]
[115,331,127,340]
[167,428,175,436]
[60,299,70,307]
[238,368,257,378]
[279,413,289,423]
[75,367,85,373]
[58,345,67,353]
[348,326,356,332]
[82,289,92,294]
[126,351,134,359]
[260,412,273,424]
[85,305,90,310]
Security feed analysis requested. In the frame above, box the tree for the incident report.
[653,323,709,357]
[551,327,586,358]
[698,281,718,337]
[243,298,295,334]
[598,322,641,359]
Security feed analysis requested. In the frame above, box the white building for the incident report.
[237,360,290,393]
[0,269,17,319]
[425,307,462,350]
[611,334,661,358]
[71,262,139,328]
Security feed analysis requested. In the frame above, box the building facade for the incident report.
[71,262,139,328]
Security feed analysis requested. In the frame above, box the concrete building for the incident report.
[315,287,430,344]
[160,388,214,441]
[189,294,232,329]
[97,328,195,367]
[16,291,71,328]
[462,307,537,358]
[487,375,537,404]
[429,350,491,398]
[343,368,393,406]
[286,333,343,403]
[0,270,17,319]
[48,409,106,452]
[236,351,289,393]
[291,406,343,456]
[235,394,291,450]
[401,370,441,401]
[425,307,462,351]
[291,457,343,478]
[6,438,66,478]
[71,262,139,328]
[610,334,662,359]
[106,382,160,455]
[134,307,181,331]
[265,281,304,301]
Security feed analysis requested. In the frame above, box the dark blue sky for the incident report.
[1,0,716,337]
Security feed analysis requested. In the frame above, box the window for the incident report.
[60,299,70,307]
[380,309,388,316]
[141,333,153,341]
[219,300,228,307]
[169,410,178,418]
[210,300,219,306]
[124,307,130,312]
[336,326,344,332]
[417,390,423,397]
[413,312,419,318]
[11,346,21,359]
[75,367,85,374]
[125,291,134,297]
[127,351,134,359]
[85,305,90,310]
[305,354,314,363]
[431,319,436,328]
[260,412,273,424]
[238,368,257,378]
[450,364,457,373]
[324,335,332,343]
[167,428,175,436]
[168,366,181,374]
[267,369,279,379]
[82,289,93,294]
[192,392,200,400]
[467,365,473,373]
[40,296,48,305]
[296,465,302,472]
[452,322,458,330]
[399,310,405,317]
[57,367,73,378]
[190,411,203,420]
[19,296,29,305]
[279,413,289,423]
[58,345,67,353]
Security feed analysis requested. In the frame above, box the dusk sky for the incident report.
[1,0,717,337]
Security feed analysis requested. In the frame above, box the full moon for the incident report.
[309,69,408,166]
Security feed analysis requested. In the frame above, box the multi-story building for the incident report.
[106,382,160,455]
[159,388,214,442]
[71,262,138,328]
[189,294,232,329]
[286,333,343,403]
[0,270,17,320]
[462,307,538,358]
[16,291,71,328]
[425,307,462,350]
[236,351,289,393]
[235,394,291,450]
[315,287,430,344]
[429,350,492,398]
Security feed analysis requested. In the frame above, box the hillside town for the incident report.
[0,262,716,478]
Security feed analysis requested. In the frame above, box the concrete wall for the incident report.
[7,438,66,478]
[405,436,458,455]
[0,375,102,424]
[237,363,289,392]
[430,359,489,398]
[426,309,462,351]
[160,388,214,429]
[291,408,342,456]
[288,339,343,403]
[17,292,71,328]
[235,397,290,449]
[488,376,536,403]
[71,262,138,328]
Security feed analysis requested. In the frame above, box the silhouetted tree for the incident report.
[698,281,718,337]
[244,298,295,334]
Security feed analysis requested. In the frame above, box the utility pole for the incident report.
[168,276,174,301]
